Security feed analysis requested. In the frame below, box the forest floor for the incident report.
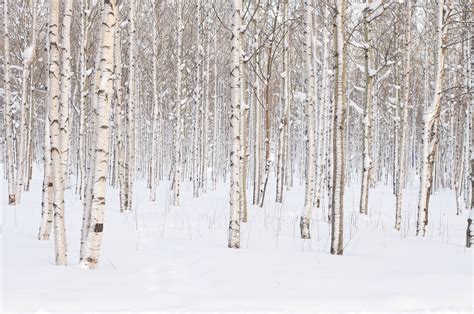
[1,168,473,312]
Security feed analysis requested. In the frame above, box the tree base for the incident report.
[300,216,311,239]
[8,194,16,205]
[466,218,472,248]
[228,220,240,248]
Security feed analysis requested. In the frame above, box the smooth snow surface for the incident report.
[1,168,473,312]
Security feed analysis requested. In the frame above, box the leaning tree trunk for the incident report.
[395,0,412,230]
[82,0,117,269]
[300,0,316,239]
[228,0,242,249]
[331,0,347,255]
[416,0,450,237]
[49,0,68,266]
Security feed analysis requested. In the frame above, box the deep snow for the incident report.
[1,168,473,312]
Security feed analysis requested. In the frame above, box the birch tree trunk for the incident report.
[77,0,89,199]
[3,0,16,205]
[39,106,53,240]
[201,4,211,194]
[300,0,316,240]
[466,36,473,247]
[193,0,203,198]
[80,22,102,260]
[314,7,327,213]
[359,1,374,215]
[82,0,117,269]
[331,0,347,255]
[416,0,450,237]
[125,0,137,211]
[114,1,125,212]
[60,0,73,190]
[173,0,184,206]
[395,0,412,230]
[228,0,242,249]
[49,0,67,265]
[276,0,289,204]
[150,0,160,201]
[258,4,280,208]
[17,1,37,202]
[239,5,248,222]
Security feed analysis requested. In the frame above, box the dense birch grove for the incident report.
[1,0,473,268]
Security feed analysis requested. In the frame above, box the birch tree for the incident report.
[331,0,347,255]
[82,0,117,269]
[77,0,90,198]
[395,0,412,230]
[359,0,374,215]
[300,0,316,240]
[49,0,67,265]
[59,0,73,190]
[416,0,451,237]
[125,0,137,212]
[228,0,242,249]
[150,0,160,201]
[17,1,37,202]
[172,0,184,207]
[466,36,473,248]
[276,0,290,204]
[3,0,16,205]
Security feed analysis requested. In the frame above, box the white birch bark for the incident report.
[39,106,53,240]
[395,0,412,230]
[24,2,38,192]
[316,6,330,217]
[77,0,90,199]
[416,0,450,237]
[173,0,184,206]
[150,0,160,201]
[276,0,289,204]
[201,4,210,194]
[115,24,126,211]
[125,0,137,212]
[239,6,248,222]
[359,1,374,215]
[80,24,102,260]
[82,0,117,269]
[17,1,37,202]
[49,0,67,265]
[3,0,16,205]
[331,0,347,255]
[253,56,262,205]
[193,0,203,198]
[59,0,73,191]
[228,0,242,249]
[465,35,473,247]
[300,0,316,239]
[39,0,53,240]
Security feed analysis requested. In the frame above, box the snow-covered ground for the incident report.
[1,169,473,312]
